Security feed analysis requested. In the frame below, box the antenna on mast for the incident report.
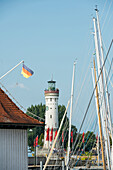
[95,5,99,12]
[51,74,53,81]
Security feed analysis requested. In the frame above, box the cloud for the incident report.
[16,83,29,90]
[9,83,29,90]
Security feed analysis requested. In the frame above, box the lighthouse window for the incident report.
[50,108,52,109]
[55,98,56,102]
[50,98,52,101]
[46,106,49,111]
[50,115,52,118]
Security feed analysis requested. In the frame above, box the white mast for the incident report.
[91,67,100,126]
[93,17,111,170]
[91,67,100,165]
[96,8,112,164]
[66,61,76,170]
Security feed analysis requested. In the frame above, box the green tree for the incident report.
[58,105,77,150]
[76,131,96,153]
[27,103,45,147]
[27,104,78,150]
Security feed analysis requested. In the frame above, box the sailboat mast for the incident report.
[66,61,76,170]
[96,8,112,162]
[93,59,106,170]
[91,67,100,166]
[93,17,111,170]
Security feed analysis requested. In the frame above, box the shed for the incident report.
[0,88,44,170]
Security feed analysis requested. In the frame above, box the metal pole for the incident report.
[96,8,112,137]
[91,68,100,166]
[93,17,110,169]
[62,160,65,170]
[96,9,112,167]
[66,61,76,170]
[91,67,100,130]
[40,161,43,170]
[0,60,24,80]
[93,59,106,170]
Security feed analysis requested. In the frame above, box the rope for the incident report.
[100,0,108,20]
[103,40,113,87]
[69,117,98,168]
[0,82,45,121]
[101,0,113,32]
[71,39,113,157]
[72,65,92,125]
[71,106,96,156]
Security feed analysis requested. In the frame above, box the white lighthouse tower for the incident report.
[44,79,59,148]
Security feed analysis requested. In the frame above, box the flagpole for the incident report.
[0,60,24,80]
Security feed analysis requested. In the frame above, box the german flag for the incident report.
[21,64,34,78]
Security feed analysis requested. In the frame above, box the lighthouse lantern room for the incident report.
[44,80,59,148]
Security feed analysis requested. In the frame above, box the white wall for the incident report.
[0,129,28,170]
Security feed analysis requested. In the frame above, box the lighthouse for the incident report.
[44,79,59,148]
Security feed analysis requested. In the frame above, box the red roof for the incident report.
[0,88,44,127]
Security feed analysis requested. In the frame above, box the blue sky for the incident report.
[0,0,113,130]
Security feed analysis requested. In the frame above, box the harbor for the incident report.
[0,1,113,170]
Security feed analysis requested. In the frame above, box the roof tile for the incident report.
[0,88,44,126]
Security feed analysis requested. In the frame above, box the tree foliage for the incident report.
[27,103,45,148]
[27,104,96,152]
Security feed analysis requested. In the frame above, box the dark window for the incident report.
[50,115,52,118]
[50,98,52,101]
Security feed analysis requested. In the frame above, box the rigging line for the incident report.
[77,109,96,153]
[69,118,98,168]
[73,52,94,121]
[0,82,45,121]
[72,98,97,155]
[57,117,69,147]
[102,9,113,35]
[72,108,96,156]
[103,40,113,87]
[73,67,92,115]
[105,58,113,88]
[71,39,113,157]
[96,57,113,117]
[73,37,94,109]
[105,69,113,87]
[101,0,113,32]
[75,123,97,167]
[85,125,98,166]
[100,0,108,20]
[74,33,93,96]
[85,132,98,166]
[70,128,97,168]
[103,39,113,70]
[83,118,98,152]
